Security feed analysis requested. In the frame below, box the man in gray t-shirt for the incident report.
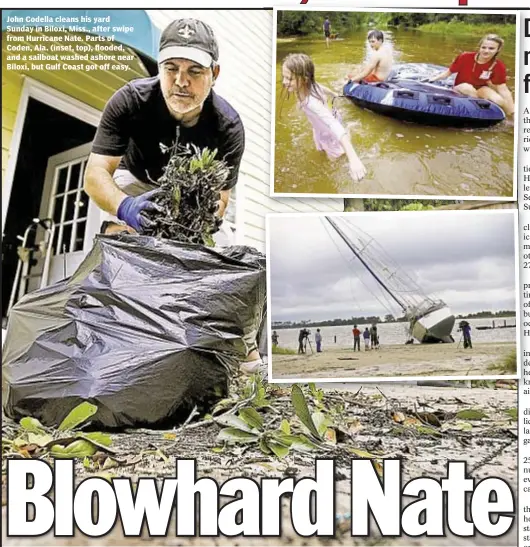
[85,18,244,237]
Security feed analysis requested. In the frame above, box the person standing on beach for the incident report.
[352,324,361,352]
[298,330,305,354]
[370,324,379,350]
[323,17,331,48]
[363,327,370,351]
[298,328,310,354]
[462,323,473,349]
[271,331,279,347]
[315,329,323,352]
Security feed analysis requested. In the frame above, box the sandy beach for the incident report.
[271,341,516,380]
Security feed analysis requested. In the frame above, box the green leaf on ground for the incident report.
[217,428,259,444]
[76,432,113,453]
[280,419,291,434]
[20,417,46,433]
[311,412,330,436]
[290,435,320,453]
[216,414,256,433]
[26,433,53,447]
[259,438,272,455]
[309,383,324,402]
[239,408,264,431]
[50,439,97,459]
[242,375,269,408]
[13,436,28,448]
[267,440,289,459]
[58,402,98,431]
[212,398,236,415]
[456,409,488,421]
[291,385,321,439]
[416,425,442,437]
[416,412,443,427]
[272,433,300,447]
[505,408,517,421]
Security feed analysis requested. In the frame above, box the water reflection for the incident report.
[274,29,515,197]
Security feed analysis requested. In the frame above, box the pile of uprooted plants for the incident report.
[142,144,231,245]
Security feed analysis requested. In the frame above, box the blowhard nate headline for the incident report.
[6,459,515,538]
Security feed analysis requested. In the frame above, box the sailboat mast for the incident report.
[325,217,408,312]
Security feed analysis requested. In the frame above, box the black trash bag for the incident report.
[2,234,266,429]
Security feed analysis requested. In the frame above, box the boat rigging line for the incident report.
[320,218,399,316]
[325,217,408,312]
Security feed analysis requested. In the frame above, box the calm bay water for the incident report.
[274,29,515,197]
[273,317,516,351]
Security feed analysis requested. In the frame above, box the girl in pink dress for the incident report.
[282,53,366,182]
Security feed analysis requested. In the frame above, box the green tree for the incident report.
[363,199,459,211]
[277,11,514,35]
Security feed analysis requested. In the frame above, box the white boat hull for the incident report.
[411,306,455,343]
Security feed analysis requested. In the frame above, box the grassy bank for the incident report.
[417,22,516,40]
[488,349,517,374]
[272,346,297,355]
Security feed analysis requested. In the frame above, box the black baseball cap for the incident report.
[158,18,219,68]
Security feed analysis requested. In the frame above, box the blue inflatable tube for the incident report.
[343,64,505,128]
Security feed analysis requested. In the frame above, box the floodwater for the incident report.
[274,30,516,197]
[273,317,517,351]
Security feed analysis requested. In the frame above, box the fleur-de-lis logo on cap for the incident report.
[178,24,195,40]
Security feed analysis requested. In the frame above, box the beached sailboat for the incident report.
[325,217,455,344]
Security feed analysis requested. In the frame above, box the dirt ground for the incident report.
[2,377,517,547]
[271,342,516,380]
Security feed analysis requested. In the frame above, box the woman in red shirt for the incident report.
[429,34,514,116]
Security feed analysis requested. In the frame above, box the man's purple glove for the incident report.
[116,189,164,233]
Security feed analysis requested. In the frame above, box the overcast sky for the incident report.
[268,212,517,323]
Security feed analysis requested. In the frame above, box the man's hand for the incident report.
[216,189,231,218]
[117,189,164,233]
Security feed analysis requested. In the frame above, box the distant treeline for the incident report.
[277,12,514,37]
[456,310,516,319]
[272,314,402,329]
[272,310,515,329]
[361,199,460,212]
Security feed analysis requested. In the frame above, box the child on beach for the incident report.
[281,53,367,182]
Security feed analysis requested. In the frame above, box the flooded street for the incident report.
[274,30,516,197]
